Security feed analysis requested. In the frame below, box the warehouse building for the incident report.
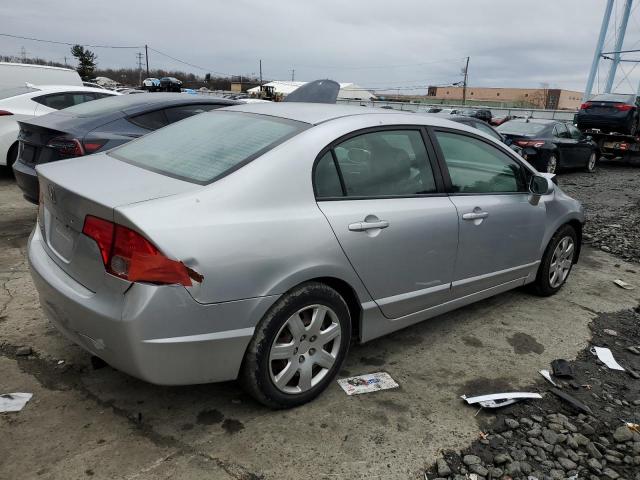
[426,86,583,110]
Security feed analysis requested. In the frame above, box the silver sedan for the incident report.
[28,103,585,408]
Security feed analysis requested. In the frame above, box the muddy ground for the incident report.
[1,163,640,479]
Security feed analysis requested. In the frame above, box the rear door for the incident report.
[315,127,459,318]
[552,123,578,166]
[566,123,592,165]
[431,129,546,297]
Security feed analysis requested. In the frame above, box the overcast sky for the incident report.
[2,0,640,94]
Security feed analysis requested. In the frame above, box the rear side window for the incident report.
[435,131,528,194]
[112,111,307,184]
[316,129,437,198]
[33,92,99,110]
[164,104,221,123]
[128,110,168,130]
[315,152,343,197]
[474,122,502,141]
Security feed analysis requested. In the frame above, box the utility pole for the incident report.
[584,0,614,101]
[63,56,68,67]
[605,0,634,93]
[20,46,28,63]
[259,59,263,86]
[462,56,470,106]
[145,44,149,78]
[136,52,143,86]
[291,69,295,81]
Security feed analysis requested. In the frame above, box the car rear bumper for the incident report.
[12,158,39,203]
[28,226,278,385]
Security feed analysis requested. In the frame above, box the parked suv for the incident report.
[461,108,493,123]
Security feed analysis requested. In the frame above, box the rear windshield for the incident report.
[111,111,308,184]
[590,93,634,103]
[0,86,40,100]
[62,94,141,116]
[497,121,547,136]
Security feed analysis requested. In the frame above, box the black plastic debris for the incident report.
[550,388,593,415]
[551,359,574,378]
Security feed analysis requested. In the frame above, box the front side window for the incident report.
[435,131,528,194]
[328,130,437,197]
[112,111,307,184]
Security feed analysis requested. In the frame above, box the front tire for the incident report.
[241,282,351,408]
[545,153,558,174]
[530,225,577,296]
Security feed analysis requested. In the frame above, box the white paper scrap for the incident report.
[591,346,625,371]
[0,392,33,412]
[337,372,399,396]
[613,279,634,290]
[539,369,558,387]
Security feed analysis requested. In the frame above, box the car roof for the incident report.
[223,102,395,125]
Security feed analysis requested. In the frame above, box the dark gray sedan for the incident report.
[12,93,239,202]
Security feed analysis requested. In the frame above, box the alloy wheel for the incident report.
[587,152,597,171]
[549,236,574,288]
[546,155,557,174]
[269,304,342,394]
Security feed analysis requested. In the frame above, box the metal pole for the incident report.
[259,59,262,86]
[605,0,634,93]
[583,0,614,102]
[462,56,470,106]
[145,44,149,78]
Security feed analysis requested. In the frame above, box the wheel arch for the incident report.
[6,141,18,167]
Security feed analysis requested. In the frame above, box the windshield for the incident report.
[590,93,634,103]
[497,121,547,136]
[0,86,40,100]
[111,111,308,184]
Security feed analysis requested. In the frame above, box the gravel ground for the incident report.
[561,162,640,263]
[424,306,640,480]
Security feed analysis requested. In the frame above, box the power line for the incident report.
[146,47,232,77]
[0,32,142,49]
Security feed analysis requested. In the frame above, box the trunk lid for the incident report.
[37,153,200,292]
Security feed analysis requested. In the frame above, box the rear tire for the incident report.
[585,151,597,173]
[529,225,578,297]
[241,282,351,409]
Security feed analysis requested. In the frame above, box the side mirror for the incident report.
[530,175,553,197]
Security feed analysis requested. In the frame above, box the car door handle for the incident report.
[348,220,390,231]
[462,211,489,220]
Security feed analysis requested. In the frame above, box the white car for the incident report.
[0,85,118,167]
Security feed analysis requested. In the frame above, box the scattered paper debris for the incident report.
[57,360,65,365]
[539,369,558,387]
[613,279,634,290]
[591,346,625,371]
[0,393,33,412]
[337,372,399,396]
[603,328,618,336]
[625,422,640,434]
[461,392,542,409]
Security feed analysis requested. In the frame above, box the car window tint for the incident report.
[332,130,436,197]
[33,92,97,110]
[164,104,221,124]
[315,152,343,198]
[435,131,528,194]
[474,122,502,141]
[128,109,169,130]
[567,124,582,140]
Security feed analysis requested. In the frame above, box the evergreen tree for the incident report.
[70,45,97,80]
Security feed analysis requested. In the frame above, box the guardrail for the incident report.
[336,99,577,121]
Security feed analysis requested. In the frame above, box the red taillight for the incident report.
[579,102,592,110]
[82,215,194,286]
[0,110,13,116]
[46,136,84,157]
[82,216,114,264]
[515,140,545,148]
[615,103,633,111]
[82,140,106,154]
